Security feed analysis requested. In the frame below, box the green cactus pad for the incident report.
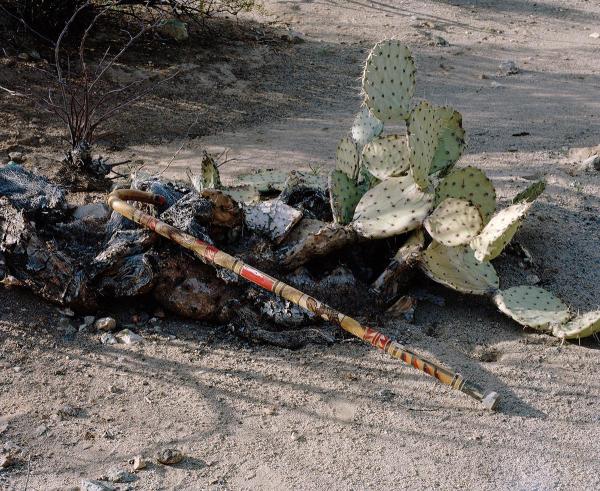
[336,137,360,180]
[362,134,410,180]
[493,286,571,329]
[352,175,434,239]
[362,40,416,122]
[407,101,441,189]
[512,180,546,204]
[236,170,326,193]
[351,107,384,147]
[470,202,532,261]
[235,169,289,192]
[424,197,483,247]
[329,169,365,225]
[421,241,499,295]
[435,166,496,223]
[430,107,466,175]
[552,311,600,340]
[223,185,261,204]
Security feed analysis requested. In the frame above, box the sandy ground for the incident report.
[2,0,600,489]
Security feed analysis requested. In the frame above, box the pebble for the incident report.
[130,455,147,471]
[84,315,95,326]
[526,274,541,285]
[115,329,143,344]
[499,60,519,75]
[103,467,138,483]
[100,333,117,345]
[376,388,396,402]
[80,480,116,491]
[432,35,449,46]
[156,448,184,465]
[590,32,600,39]
[95,317,117,331]
[59,308,75,317]
[34,424,48,437]
[57,404,79,418]
[8,151,23,162]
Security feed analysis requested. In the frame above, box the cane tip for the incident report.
[481,391,499,411]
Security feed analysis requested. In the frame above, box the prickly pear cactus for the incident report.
[470,202,532,261]
[200,152,222,189]
[328,169,364,225]
[552,311,600,340]
[362,134,410,180]
[512,180,545,204]
[336,137,360,180]
[424,197,483,247]
[493,286,571,329]
[351,107,384,147]
[429,107,466,175]
[407,101,440,189]
[362,40,416,122]
[435,166,496,223]
[352,175,433,239]
[420,241,499,295]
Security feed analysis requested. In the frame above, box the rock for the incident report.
[100,332,117,345]
[115,329,143,344]
[130,455,147,471]
[59,308,75,317]
[17,52,29,61]
[499,60,519,75]
[526,273,541,285]
[80,480,116,491]
[159,19,189,42]
[104,467,138,483]
[34,424,48,437]
[580,154,600,172]
[57,404,80,418]
[73,203,110,221]
[376,388,396,402]
[432,35,449,46]
[281,29,305,44]
[156,448,184,465]
[95,317,117,331]
[84,315,96,326]
[590,32,600,39]
[245,199,303,244]
[8,151,23,163]
[0,453,14,468]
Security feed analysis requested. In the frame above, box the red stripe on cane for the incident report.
[240,265,276,291]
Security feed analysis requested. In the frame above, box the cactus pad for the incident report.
[362,40,416,122]
[421,241,499,295]
[552,311,600,340]
[223,185,261,204]
[424,197,483,246]
[236,170,326,193]
[362,134,410,180]
[329,169,364,225]
[470,202,532,261]
[493,286,571,329]
[512,180,545,204]
[430,107,466,175]
[352,175,434,239]
[336,137,360,180]
[407,101,440,189]
[351,107,384,147]
[435,166,496,223]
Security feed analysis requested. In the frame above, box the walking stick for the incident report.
[108,189,499,410]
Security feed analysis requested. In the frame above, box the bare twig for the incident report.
[157,113,201,176]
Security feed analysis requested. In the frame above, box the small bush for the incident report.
[2,0,91,40]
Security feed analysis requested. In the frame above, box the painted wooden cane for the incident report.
[108,189,499,410]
